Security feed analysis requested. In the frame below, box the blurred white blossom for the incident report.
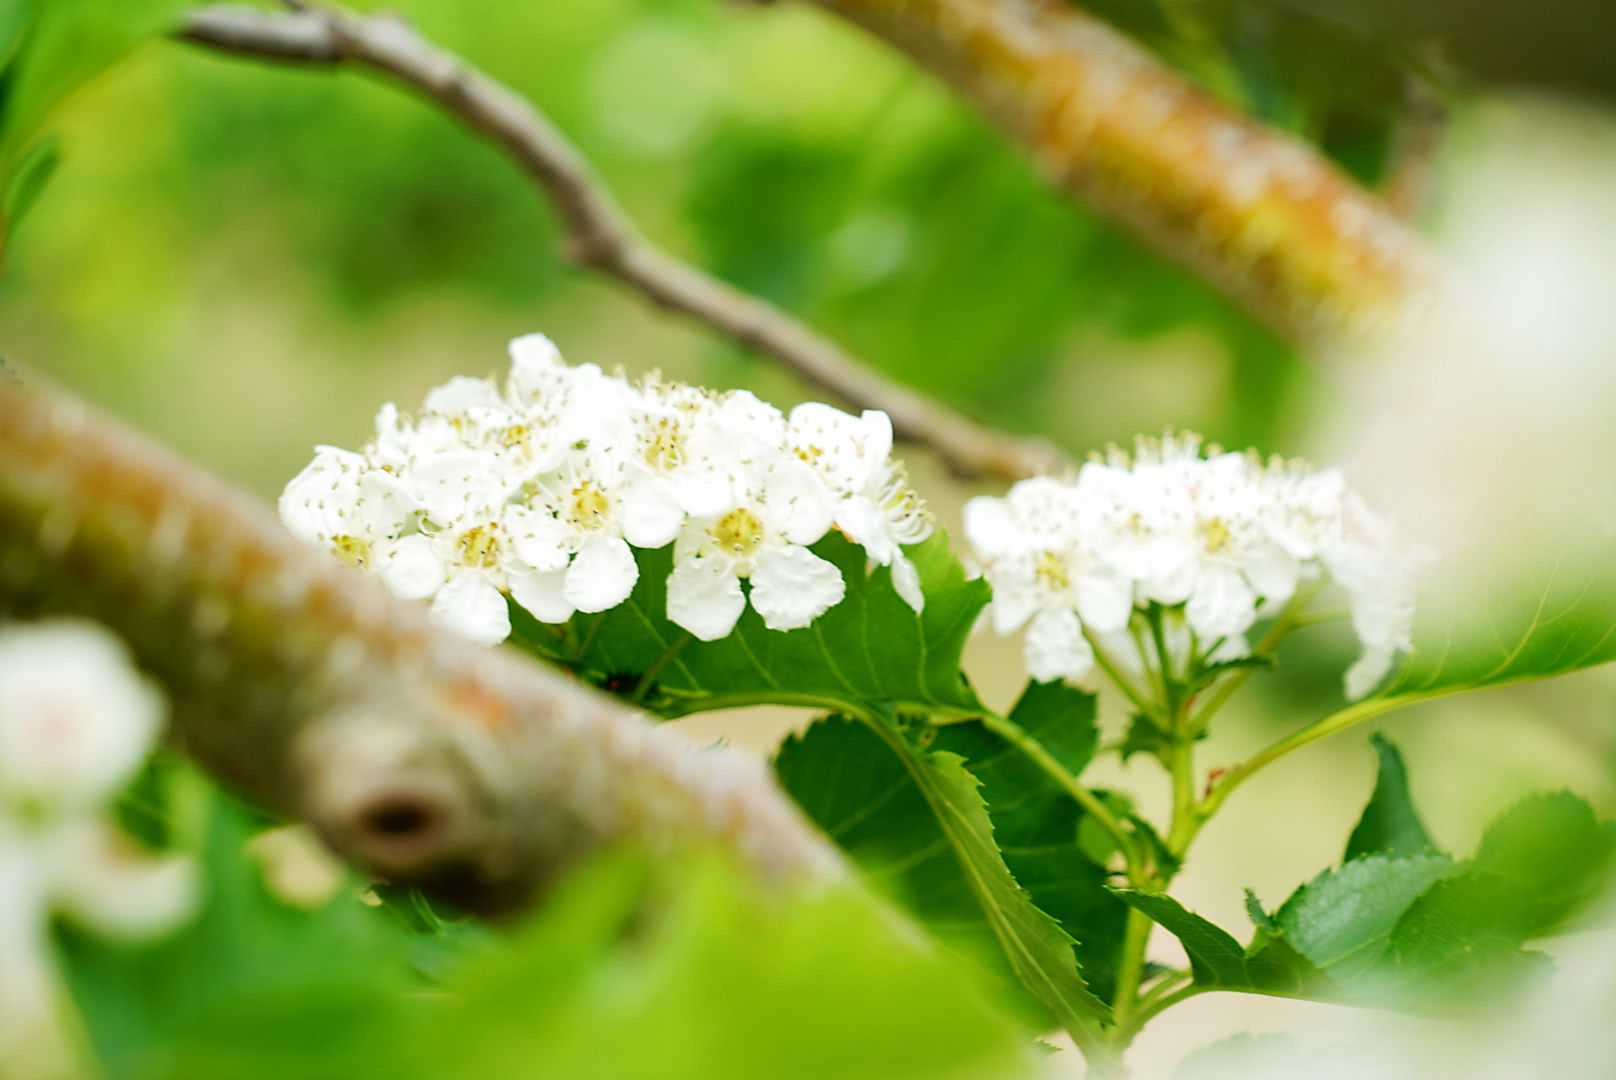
[964,433,1429,697]
[0,620,196,1074]
[281,334,935,645]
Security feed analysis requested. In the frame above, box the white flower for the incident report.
[787,403,934,611]
[965,432,1429,698]
[0,622,164,816]
[282,333,930,646]
[506,446,645,625]
[667,455,843,640]
[965,477,1132,682]
[278,446,420,586]
[0,621,198,1068]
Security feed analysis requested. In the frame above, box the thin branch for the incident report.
[0,372,845,912]
[798,0,1440,345]
[177,4,1066,482]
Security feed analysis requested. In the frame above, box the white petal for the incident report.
[1025,608,1095,682]
[53,822,198,940]
[563,537,639,614]
[1185,565,1257,639]
[1241,542,1299,606]
[985,561,1040,634]
[355,470,417,538]
[750,545,846,631]
[409,450,506,525]
[962,496,1024,558]
[763,460,835,545]
[430,574,510,644]
[1139,537,1198,604]
[620,479,685,549]
[1345,644,1396,700]
[379,535,444,600]
[666,557,746,641]
[673,468,734,518]
[424,375,504,415]
[1075,572,1134,634]
[506,506,574,572]
[509,332,562,372]
[509,569,574,624]
[891,553,925,613]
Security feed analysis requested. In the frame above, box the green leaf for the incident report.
[58,791,416,1079]
[412,851,1036,1080]
[1468,792,1616,935]
[1344,733,1435,861]
[0,0,193,172]
[1379,554,1616,702]
[775,715,1006,980]
[519,533,986,719]
[931,683,1131,1001]
[1274,854,1459,981]
[1110,890,1327,996]
[2,130,56,231]
[775,711,1112,1045]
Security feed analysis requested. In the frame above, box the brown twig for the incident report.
[0,372,845,911]
[177,4,1066,482]
[799,0,1439,345]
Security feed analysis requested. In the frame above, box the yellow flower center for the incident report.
[330,535,371,568]
[641,418,685,471]
[568,482,612,529]
[1201,517,1232,555]
[456,524,502,569]
[712,507,765,558]
[1035,550,1070,591]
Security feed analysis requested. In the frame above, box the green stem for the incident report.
[1198,688,1459,820]
[1145,606,1179,717]
[1134,969,1192,1010]
[1084,627,1161,724]
[1109,906,1155,1034]
[978,709,1144,882]
[630,632,693,702]
[1165,735,1199,857]
[1187,582,1321,731]
[1114,983,1209,1047]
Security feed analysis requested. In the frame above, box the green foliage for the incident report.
[62,767,1035,1080]
[1120,736,1616,1011]
[0,0,192,201]
[774,714,1008,983]
[58,791,417,1079]
[1110,891,1327,996]
[1379,557,1616,701]
[517,533,986,718]
[1344,733,1435,860]
[775,709,1113,1047]
[1272,853,1460,982]
[930,684,1130,1002]
[408,852,1035,1080]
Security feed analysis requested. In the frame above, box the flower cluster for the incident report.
[280,335,934,645]
[0,621,196,1066]
[964,432,1428,699]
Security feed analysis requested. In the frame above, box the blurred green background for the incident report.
[1,0,1324,493]
[4,1,1615,1070]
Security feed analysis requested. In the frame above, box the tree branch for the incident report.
[798,0,1439,345]
[0,372,845,912]
[177,3,1066,482]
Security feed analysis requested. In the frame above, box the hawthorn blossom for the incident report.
[787,403,934,611]
[964,476,1133,681]
[0,621,197,1069]
[280,333,933,645]
[667,455,843,640]
[966,432,1428,699]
